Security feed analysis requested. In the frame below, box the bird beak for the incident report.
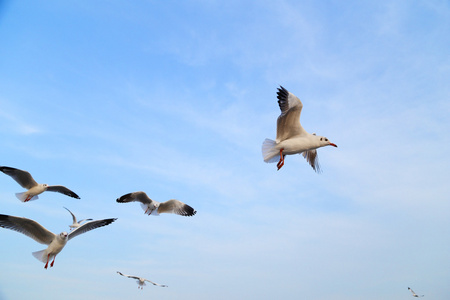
[329,142,337,147]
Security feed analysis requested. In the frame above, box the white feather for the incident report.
[262,138,280,163]
[15,192,38,202]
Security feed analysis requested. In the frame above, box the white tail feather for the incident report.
[32,249,47,263]
[262,139,280,163]
[15,192,39,202]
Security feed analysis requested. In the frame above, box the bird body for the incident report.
[117,271,167,289]
[32,232,68,268]
[0,166,80,202]
[116,191,196,217]
[16,183,48,202]
[0,213,116,268]
[262,86,337,172]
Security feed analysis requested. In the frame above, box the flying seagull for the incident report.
[116,191,196,216]
[0,166,80,202]
[0,213,116,268]
[117,271,168,289]
[63,207,93,231]
[262,86,337,172]
[408,287,424,297]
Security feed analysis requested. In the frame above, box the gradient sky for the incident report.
[0,1,449,299]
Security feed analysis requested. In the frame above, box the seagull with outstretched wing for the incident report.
[408,287,424,297]
[0,213,116,268]
[262,86,337,172]
[117,271,167,289]
[0,166,80,202]
[116,191,196,217]
[63,207,93,230]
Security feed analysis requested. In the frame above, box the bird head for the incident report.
[59,232,68,240]
[316,135,337,148]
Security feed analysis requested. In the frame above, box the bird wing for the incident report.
[275,86,307,143]
[64,207,77,224]
[0,214,55,245]
[302,150,321,173]
[116,191,152,205]
[408,287,416,295]
[77,218,93,224]
[68,218,117,241]
[46,185,80,199]
[158,199,197,216]
[117,271,139,279]
[144,279,167,287]
[0,166,38,189]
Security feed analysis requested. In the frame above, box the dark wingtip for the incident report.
[0,166,15,174]
[183,204,197,217]
[116,193,132,203]
[276,86,289,108]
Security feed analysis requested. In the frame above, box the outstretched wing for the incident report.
[0,214,55,245]
[116,191,152,205]
[117,271,140,280]
[144,279,168,287]
[0,166,38,189]
[47,185,80,199]
[158,199,197,216]
[276,86,306,143]
[68,218,117,240]
[64,207,77,224]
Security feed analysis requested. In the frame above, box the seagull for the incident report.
[262,86,337,172]
[117,271,168,289]
[0,166,80,202]
[116,191,196,216]
[408,287,424,297]
[63,207,93,231]
[0,213,117,269]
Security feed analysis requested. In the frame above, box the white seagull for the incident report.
[408,287,424,297]
[63,207,93,231]
[0,166,80,202]
[262,86,337,172]
[116,191,196,216]
[117,271,168,289]
[0,213,117,269]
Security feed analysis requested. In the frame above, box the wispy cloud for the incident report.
[0,101,42,135]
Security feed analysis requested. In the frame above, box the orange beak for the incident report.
[329,143,337,147]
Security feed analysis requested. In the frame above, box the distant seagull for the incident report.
[408,287,424,297]
[0,214,116,269]
[0,166,80,202]
[116,191,196,216]
[117,271,168,289]
[63,207,93,231]
[262,86,337,172]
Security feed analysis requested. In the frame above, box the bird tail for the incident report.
[262,139,280,163]
[32,249,47,263]
[15,192,38,202]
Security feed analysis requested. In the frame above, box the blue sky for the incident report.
[0,0,449,299]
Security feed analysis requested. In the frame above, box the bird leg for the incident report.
[44,254,50,269]
[24,195,32,202]
[144,206,154,215]
[50,255,56,268]
[277,149,285,170]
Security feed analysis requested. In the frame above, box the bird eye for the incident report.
[325,138,328,141]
